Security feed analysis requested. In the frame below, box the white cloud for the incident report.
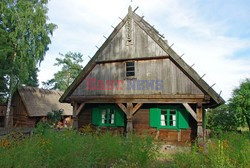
[38,0,250,101]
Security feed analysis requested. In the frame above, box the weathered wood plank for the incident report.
[131,103,143,114]
[196,103,204,145]
[116,103,128,115]
[182,103,197,121]
[76,103,85,116]
[72,59,204,96]
[71,98,206,104]
[72,103,79,129]
[70,94,205,99]
[95,56,169,64]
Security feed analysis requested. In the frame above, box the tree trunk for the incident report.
[5,73,13,128]
[5,52,16,128]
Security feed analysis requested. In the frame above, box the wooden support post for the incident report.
[116,103,143,134]
[196,103,204,145]
[72,102,86,130]
[72,103,79,130]
[126,103,133,133]
[203,109,206,143]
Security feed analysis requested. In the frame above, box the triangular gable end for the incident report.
[60,7,225,106]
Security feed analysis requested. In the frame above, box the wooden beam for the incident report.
[131,103,143,115]
[182,103,197,121]
[70,94,205,99]
[117,103,128,115]
[116,103,143,134]
[70,95,207,104]
[76,103,85,116]
[95,55,169,64]
[117,103,143,116]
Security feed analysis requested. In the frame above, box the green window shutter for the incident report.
[115,108,125,127]
[150,108,161,128]
[92,107,101,125]
[178,109,189,129]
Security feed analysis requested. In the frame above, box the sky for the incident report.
[38,0,250,101]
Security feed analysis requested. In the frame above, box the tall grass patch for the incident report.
[0,129,158,168]
[172,132,250,168]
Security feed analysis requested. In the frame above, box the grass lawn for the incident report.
[0,126,249,168]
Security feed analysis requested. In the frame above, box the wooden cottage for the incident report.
[0,103,7,127]
[12,86,72,127]
[60,7,224,143]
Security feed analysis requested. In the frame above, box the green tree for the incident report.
[207,104,237,133]
[0,0,57,127]
[47,109,63,126]
[43,52,83,91]
[229,78,250,131]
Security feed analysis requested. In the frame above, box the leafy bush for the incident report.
[0,129,158,168]
[47,109,63,126]
[207,104,237,135]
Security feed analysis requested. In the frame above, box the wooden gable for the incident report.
[96,14,167,61]
[60,7,224,106]
[71,59,203,96]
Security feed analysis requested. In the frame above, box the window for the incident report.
[101,108,115,125]
[160,109,177,127]
[149,106,189,130]
[126,61,135,77]
[92,105,125,127]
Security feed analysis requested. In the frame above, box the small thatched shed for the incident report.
[12,86,72,127]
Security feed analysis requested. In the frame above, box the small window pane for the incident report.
[161,110,167,126]
[126,67,134,71]
[170,110,176,115]
[169,120,176,126]
[126,62,134,66]
[109,109,115,124]
[101,110,106,124]
[126,71,135,77]
[161,110,167,115]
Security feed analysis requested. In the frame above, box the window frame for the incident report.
[92,105,125,127]
[149,105,190,130]
[160,109,178,129]
[125,61,135,78]
[100,108,115,126]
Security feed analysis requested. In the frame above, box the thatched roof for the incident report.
[18,86,72,117]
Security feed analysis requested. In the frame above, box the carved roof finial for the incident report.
[128,5,132,15]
